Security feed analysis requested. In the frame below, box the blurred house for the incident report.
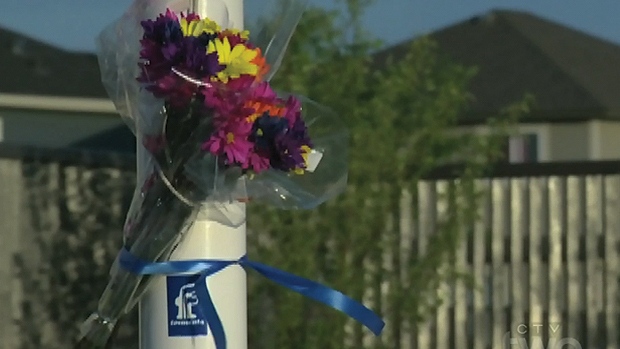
[375,10,620,163]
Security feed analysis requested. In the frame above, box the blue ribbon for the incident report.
[119,248,384,349]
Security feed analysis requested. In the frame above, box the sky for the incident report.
[2,0,620,53]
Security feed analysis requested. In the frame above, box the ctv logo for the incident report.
[501,323,582,349]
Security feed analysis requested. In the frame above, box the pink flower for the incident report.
[225,75,256,93]
[140,173,157,193]
[283,95,302,125]
[143,134,166,153]
[123,218,134,239]
[183,12,200,21]
[243,149,271,173]
[203,84,247,116]
[146,74,197,107]
[202,121,253,165]
[249,81,278,100]
[165,8,179,20]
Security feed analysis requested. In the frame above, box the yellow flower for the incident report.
[294,146,312,175]
[180,17,221,37]
[207,37,259,82]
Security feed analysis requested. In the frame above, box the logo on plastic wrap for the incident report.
[167,275,208,337]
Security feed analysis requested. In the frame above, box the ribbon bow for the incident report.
[119,248,384,349]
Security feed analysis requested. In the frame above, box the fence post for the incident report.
[0,158,23,349]
[604,175,620,348]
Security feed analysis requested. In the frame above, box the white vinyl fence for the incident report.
[401,169,620,349]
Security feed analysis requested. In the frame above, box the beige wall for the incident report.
[462,123,552,162]
[591,120,620,161]
[460,120,620,162]
[548,120,620,161]
[547,123,590,161]
[0,109,123,149]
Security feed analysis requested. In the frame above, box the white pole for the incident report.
[138,1,247,349]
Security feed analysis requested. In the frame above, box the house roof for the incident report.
[374,9,620,124]
[0,26,131,153]
[0,25,108,99]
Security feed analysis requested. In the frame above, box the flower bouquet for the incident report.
[74,0,360,348]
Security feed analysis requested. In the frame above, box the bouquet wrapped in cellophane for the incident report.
[75,0,348,347]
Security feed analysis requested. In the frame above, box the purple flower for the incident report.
[138,39,179,83]
[277,118,312,171]
[141,10,183,46]
[138,13,185,89]
[179,36,223,78]
[288,114,313,149]
[137,12,223,105]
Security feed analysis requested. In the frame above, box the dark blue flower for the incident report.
[250,113,311,171]
[251,112,289,150]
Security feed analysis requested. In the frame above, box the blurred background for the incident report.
[2,0,620,348]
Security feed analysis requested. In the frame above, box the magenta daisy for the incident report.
[201,120,253,165]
